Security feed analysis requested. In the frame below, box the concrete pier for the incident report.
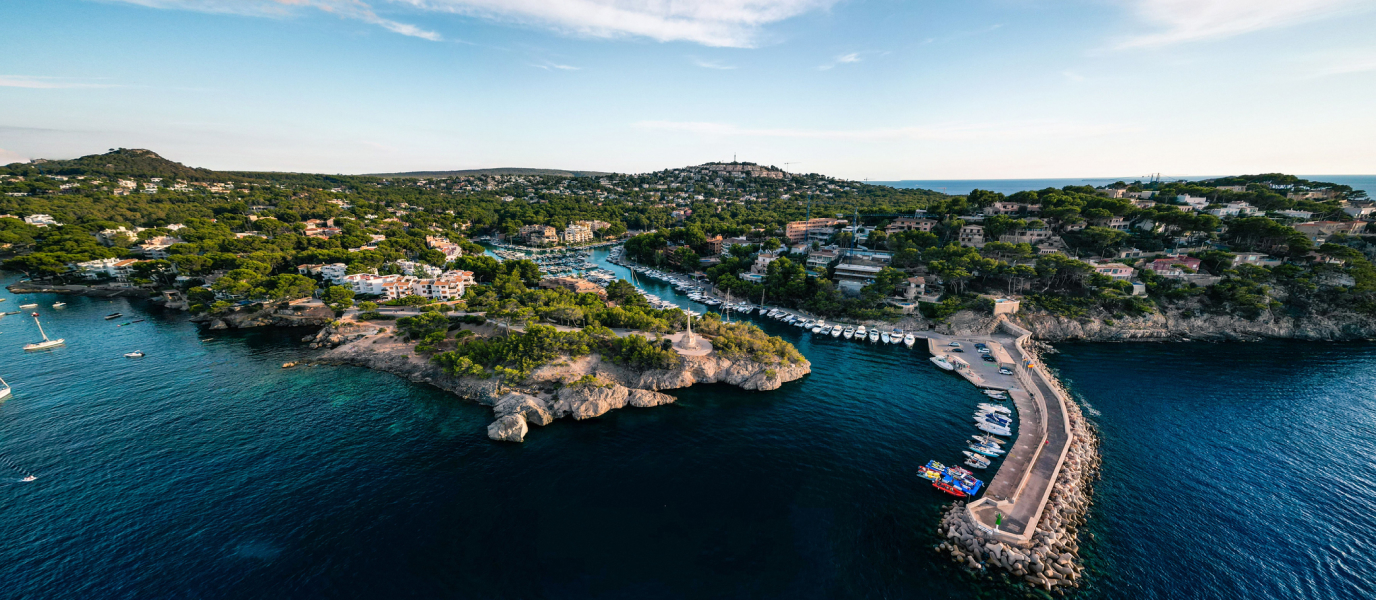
[919,317,1072,545]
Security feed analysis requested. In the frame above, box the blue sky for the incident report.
[2,0,1374,179]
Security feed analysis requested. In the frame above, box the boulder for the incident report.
[493,392,554,426]
[486,414,528,442]
[626,388,676,408]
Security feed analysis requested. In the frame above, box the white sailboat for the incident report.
[0,377,11,401]
[23,312,64,351]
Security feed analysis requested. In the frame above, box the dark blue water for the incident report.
[1045,342,1376,599]
[0,267,1008,599]
[3,262,1374,598]
[875,175,1376,197]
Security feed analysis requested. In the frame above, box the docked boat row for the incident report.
[610,249,926,347]
[917,460,985,498]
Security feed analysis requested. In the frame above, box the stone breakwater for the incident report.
[935,399,1101,593]
[311,322,811,442]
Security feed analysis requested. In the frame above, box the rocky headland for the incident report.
[307,321,810,442]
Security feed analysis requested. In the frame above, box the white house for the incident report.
[320,263,348,284]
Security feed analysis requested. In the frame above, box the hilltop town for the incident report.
[0,149,1372,342]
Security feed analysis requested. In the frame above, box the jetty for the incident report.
[920,317,1072,545]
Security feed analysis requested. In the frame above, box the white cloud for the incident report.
[1119,0,1370,48]
[633,120,1141,142]
[818,52,861,70]
[1309,52,1376,78]
[111,0,833,46]
[396,0,835,47]
[691,57,736,70]
[0,148,29,164]
[529,61,581,70]
[0,75,119,89]
[109,0,442,41]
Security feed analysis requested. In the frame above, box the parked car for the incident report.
[999,368,1013,375]
[948,341,961,347]
[982,355,996,362]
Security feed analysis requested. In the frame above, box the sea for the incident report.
[873,175,1376,198]
[0,251,1373,599]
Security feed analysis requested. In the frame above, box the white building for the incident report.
[562,224,594,244]
[75,257,140,280]
[137,236,182,259]
[1176,195,1209,211]
[24,214,61,227]
[320,263,348,284]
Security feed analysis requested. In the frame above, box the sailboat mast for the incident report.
[32,314,49,342]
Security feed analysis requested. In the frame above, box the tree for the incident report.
[323,285,355,310]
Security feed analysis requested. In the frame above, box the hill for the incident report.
[5,148,225,181]
[370,168,612,178]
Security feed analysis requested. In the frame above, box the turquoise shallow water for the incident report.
[0,258,1373,598]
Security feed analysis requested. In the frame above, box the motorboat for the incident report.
[830,326,843,338]
[967,444,1002,458]
[23,312,64,351]
[18,303,37,309]
[929,355,955,371]
[963,451,992,463]
[52,302,67,308]
[811,325,823,334]
[880,331,891,343]
[105,312,123,320]
[0,377,11,401]
[978,403,1012,415]
[972,434,1006,446]
[855,325,867,339]
[843,327,855,339]
[977,422,1012,436]
[868,329,880,342]
[124,351,145,358]
[903,333,916,347]
[964,458,990,469]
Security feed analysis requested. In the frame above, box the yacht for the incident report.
[868,329,880,342]
[830,326,843,338]
[880,331,891,343]
[855,325,867,339]
[977,422,1012,437]
[890,329,904,344]
[23,313,64,351]
[929,355,955,371]
[124,351,145,358]
[842,327,855,339]
[903,333,916,348]
[811,324,823,334]
[978,403,1012,415]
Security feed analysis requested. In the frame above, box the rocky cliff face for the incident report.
[1009,308,1376,342]
[194,303,336,330]
[316,324,810,442]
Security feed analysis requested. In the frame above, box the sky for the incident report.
[1,0,1374,179]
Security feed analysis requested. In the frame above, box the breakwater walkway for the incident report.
[920,318,1072,544]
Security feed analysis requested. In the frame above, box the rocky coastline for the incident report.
[935,399,1101,593]
[190,302,336,330]
[937,307,1376,342]
[307,321,811,442]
